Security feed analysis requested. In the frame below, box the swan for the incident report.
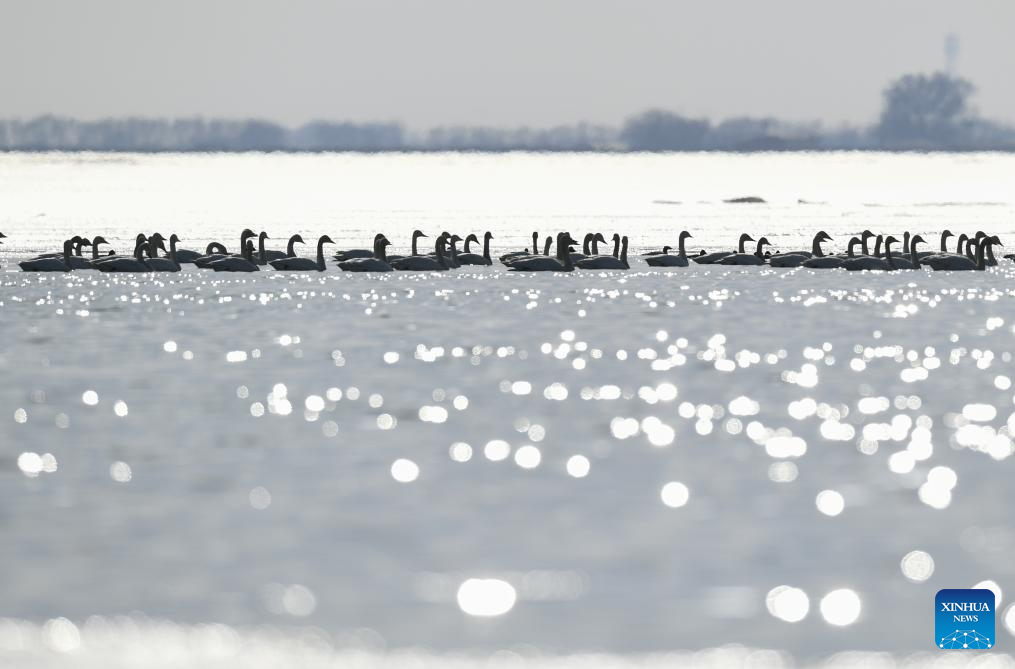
[501,235,555,267]
[334,233,387,261]
[508,233,577,272]
[33,235,87,260]
[392,237,449,271]
[888,234,927,270]
[92,234,148,267]
[195,229,256,267]
[769,231,833,267]
[802,237,862,268]
[458,231,494,266]
[386,230,429,262]
[65,238,97,269]
[337,235,393,272]
[269,235,335,271]
[922,236,991,271]
[144,235,183,272]
[720,237,771,265]
[695,233,753,264]
[500,231,540,263]
[919,232,979,267]
[842,236,899,271]
[445,234,462,268]
[261,233,305,263]
[20,239,74,272]
[210,240,260,272]
[571,233,619,265]
[97,242,153,272]
[569,233,598,261]
[645,232,692,267]
[858,230,876,256]
[577,236,629,269]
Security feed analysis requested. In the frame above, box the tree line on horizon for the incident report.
[2,73,1012,152]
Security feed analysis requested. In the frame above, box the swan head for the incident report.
[861,229,874,240]
[319,235,335,245]
[412,229,426,239]
[910,234,926,248]
[612,233,621,242]
[259,231,269,241]
[884,235,899,249]
[79,238,93,247]
[0,232,6,238]
[594,233,607,243]
[679,231,693,240]
[941,229,953,239]
[168,233,180,244]
[990,235,1002,245]
[289,234,305,245]
[739,233,754,243]
[975,230,987,239]
[149,232,165,243]
[92,236,108,247]
[815,231,832,243]
[663,246,672,254]
[484,231,493,239]
[757,237,771,248]
[69,235,84,245]
[465,233,479,245]
[449,234,463,244]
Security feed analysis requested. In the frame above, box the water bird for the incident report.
[269,235,334,271]
[457,232,494,266]
[337,235,393,272]
[645,231,692,267]
[19,239,74,272]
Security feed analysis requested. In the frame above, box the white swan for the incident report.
[269,235,335,271]
[695,233,753,264]
[577,236,629,269]
[338,235,393,272]
[458,231,494,266]
[645,231,692,267]
[20,239,74,272]
[720,237,771,265]
[508,233,577,272]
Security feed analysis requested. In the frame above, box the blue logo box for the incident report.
[936,589,995,649]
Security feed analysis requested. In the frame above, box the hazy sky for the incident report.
[2,0,1013,129]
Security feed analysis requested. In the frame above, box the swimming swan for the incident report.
[458,231,494,266]
[695,233,753,264]
[577,236,629,269]
[269,235,335,271]
[508,233,577,272]
[20,239,74,272]
[645,231,692,267]
[720,237,771,265]
[337,235,393,272]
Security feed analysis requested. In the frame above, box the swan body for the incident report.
[508,233,577,272]
[210,256,259,272]
[393,237,449,271]
[338,235,393,272]
[98,243,153,272]
[577,236,629,269]
[269,235,334,271]
[695,233,754,264]
[645,253,688,267]
[720,237,771,265]
[20,239,74,272]
[457,232,494,266]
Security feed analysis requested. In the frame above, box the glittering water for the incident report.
[2,152,1015,667]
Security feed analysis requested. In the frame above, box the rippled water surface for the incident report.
[2,152,1015,667]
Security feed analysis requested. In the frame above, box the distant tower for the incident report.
[944,33,959,73]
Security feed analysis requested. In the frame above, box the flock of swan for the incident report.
[8,228,1011,273]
